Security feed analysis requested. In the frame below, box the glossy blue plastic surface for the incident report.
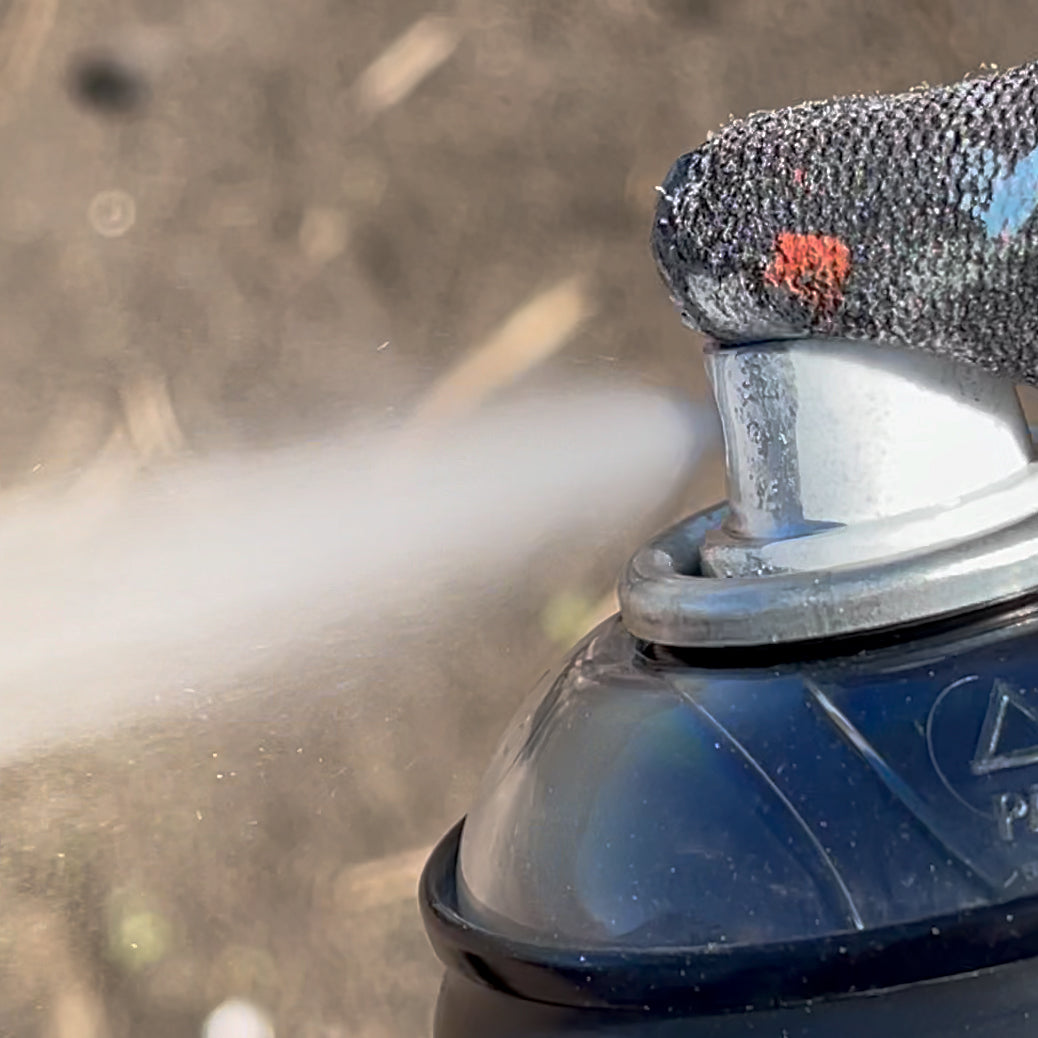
[458,607,1038,950]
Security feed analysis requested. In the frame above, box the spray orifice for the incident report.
[421,60,1038,1036]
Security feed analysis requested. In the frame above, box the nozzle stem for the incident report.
[702,339,1035,577]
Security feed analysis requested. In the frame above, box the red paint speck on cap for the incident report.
[764,232,851,315]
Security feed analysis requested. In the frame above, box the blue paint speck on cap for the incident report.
[959,148,1002,221]
[984,144,1038,238]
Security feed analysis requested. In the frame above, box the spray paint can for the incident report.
[419,329,1038,1036]
[420,64,1038,1033]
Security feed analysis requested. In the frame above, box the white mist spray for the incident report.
[0,385,710,763]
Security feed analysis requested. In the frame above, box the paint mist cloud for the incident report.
[0,386,710,763]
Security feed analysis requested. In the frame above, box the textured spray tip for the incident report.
[652,60,1038,385]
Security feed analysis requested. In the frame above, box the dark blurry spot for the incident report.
[530,6,567,44]
[271,204,304,241]
[68,52,149,115]
[354,223,404,296]
[259,69,299,164]
[650,0,719,23]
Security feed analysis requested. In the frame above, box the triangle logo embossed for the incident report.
[971,679,1038,776]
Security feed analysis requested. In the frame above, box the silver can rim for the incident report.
[619,502,1038,647]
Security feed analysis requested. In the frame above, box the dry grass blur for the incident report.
[0,1,1037,1035]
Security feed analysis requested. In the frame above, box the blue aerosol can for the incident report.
[420,59,1038,1036]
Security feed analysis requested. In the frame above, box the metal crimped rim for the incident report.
[619,502,1038,647]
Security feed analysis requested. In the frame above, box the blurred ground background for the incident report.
[3,1,1038,1035]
